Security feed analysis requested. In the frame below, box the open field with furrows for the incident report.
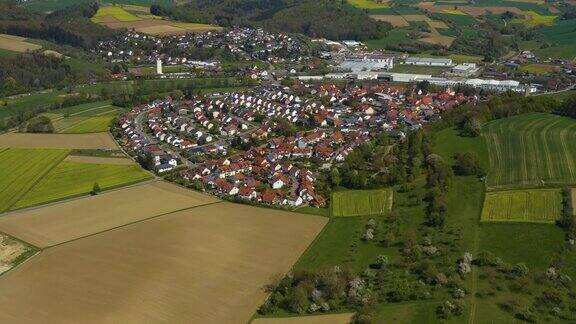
[481,189,562,223]
[0,149,69,212]
[12,161,152,210]
[483,113,576,190]
[92,5,222,36]
[332,189,393,217]
[63,155,134,165]
[252,313,354,324]
[0,181,218,247]
[0,34,42,53]
[0,133,120,149]
[0,203,327,323]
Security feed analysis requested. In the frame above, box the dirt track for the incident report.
[64,155,134,165]
[0,133,119,150]
[0,203,327,323]
[0,181,218,247]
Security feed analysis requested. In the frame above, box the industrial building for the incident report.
[404,57,453,67]
[338,53,394,72]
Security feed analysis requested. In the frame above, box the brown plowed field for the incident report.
[0,181,218,247]
[0,203,327,323]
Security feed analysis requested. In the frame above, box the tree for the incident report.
[26,116,54,133]
[330,168,341,187]
[454,152,484,176]
[91,182,101,195]
[375,255,389,269]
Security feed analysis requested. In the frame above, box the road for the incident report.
[134,107,259,169]
[530,83,575,97]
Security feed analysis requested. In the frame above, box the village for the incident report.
[114,80,476,208]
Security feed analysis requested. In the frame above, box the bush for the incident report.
[26,116,54,133]
[454,152,485,176]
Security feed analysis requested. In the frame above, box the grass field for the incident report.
[347,0,389,9]
[0,181,217,247]
[46,101,122,134]
[59,115,117,133]
[13,161,152,209]
[483,113,576,189]
[517,63,560,75]
[0,203,326,323]
[332,188,393,217]
[512,10,556,27]
[444,9,468,15]
[295,217,363,271]
[481,189,562,223]
[92,6,141,22]
[0,149,69,212]
[0,34,42,53]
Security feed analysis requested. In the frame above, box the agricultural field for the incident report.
[0,34,42,53]
[92,5,141,22]
[0,133,120,149]
[348,0,389,9]
[369,15,409,27]
[59,115,118,133]
[0,149,69,212]
[91,5,222,35]
[483,113,576,190]
[0,203,326,323]
[13,161,152,210]
[45,101,123,134]
[332,188,393,217]
[512,10,557,27]
[63,155,134,165]
[0,181,218,247]
[481,189,562,223]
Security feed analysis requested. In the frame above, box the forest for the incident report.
[152,0,391,41]
[0,0,115,49]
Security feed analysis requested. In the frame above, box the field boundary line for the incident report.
[45,201,224,249]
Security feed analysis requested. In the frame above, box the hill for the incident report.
[157,0,391,40]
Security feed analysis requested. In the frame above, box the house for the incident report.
[155,163,174,173]
[285,195,303,207]
[238,187,258,200]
